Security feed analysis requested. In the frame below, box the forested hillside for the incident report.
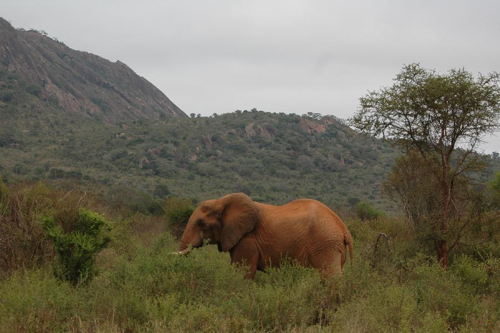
[0,81,398,209]
[3,62,500,212]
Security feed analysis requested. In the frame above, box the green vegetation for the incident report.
[1,54,500,331]
[353,64,500,266]
[489,171,500,204]
[2,66,499,216]
[0,180,499,331]
[42,209,111,286]
[164,196,196,238]
[0,67,405,210]
[355,200,385,221]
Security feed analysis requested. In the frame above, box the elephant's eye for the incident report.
[198,219,207,229]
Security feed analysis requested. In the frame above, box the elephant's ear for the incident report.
[216,193,259,252]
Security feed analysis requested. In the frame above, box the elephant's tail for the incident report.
[345,229,354,266]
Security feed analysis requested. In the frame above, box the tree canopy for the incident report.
[352,64,500,267]
[354,63,500,149]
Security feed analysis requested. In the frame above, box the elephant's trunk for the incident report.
[179,225,202,252]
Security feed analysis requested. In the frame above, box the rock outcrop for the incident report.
[0,17,186,123]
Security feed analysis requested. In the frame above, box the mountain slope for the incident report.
[0,17,185,123]
[1,67,498,210]
[1,18,498,211]
[0,100,401,209]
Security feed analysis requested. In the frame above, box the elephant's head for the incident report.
[178,193,259,254]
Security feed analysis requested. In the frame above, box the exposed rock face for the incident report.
[150,148,162,156]
[202,134,213,149]
[245,123,274,139]
[139,156,150,169]
[245,123,256,137]
[299,118,326,134]
[0,18,186,123]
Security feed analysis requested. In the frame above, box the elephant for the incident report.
[176,193,353,279]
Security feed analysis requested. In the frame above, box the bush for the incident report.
[106,185,164,216]
[0,90,14,102]
[42,209,111,286]
[409,256,478,328]
[355,201,384,221]
[25,83,42,96]
[153,184,171,199]
[330,283,419,332]
[164,196,195,238]
[488,171,500,205]
[0,269,78,332]
[452,255,489,294]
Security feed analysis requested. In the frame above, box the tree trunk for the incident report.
[439,161,451,268]
[436,239,448,268]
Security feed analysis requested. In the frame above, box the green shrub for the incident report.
[42,209,111,286]
[485,257,500,295]
[419,312,450,333]
[356,201,385,221]
[244,262,324,331]
[488,171,500,205]
[153,183,171,199]
[25,83,42,96]
[0,90,14,102]
[452,255,489,294]
[0,269,78,332]
[330,283,419,333]
[48,168,65,179]
[164,196,195,238]
[106,185,164,216]
[409,256,478,328]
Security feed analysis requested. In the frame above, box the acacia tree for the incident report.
[382,151,442,229]
[352,64,500,267]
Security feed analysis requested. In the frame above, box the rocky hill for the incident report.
[1,18,498,212]
[0,100,401,210]
[0,17,185,123]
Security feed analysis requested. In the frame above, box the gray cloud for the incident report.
[4,0,500,152]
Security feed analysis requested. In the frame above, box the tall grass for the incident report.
[0,181,499,332]
[0,182,100,274]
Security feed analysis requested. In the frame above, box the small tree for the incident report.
[489,171,500,206]
[352,64,500,266]
[42,209,111,286]
[355,201,384,221]
[383,151,442,228]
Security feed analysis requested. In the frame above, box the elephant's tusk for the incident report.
[171,247,191,255]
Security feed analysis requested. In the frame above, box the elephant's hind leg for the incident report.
[311,248,343,279]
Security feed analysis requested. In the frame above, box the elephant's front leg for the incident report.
[229,237,259,279]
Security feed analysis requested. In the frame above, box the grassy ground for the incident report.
[0,183,499,332]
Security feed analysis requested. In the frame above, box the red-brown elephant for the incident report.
[176,193,353,279]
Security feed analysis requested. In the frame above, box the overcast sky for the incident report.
[3,0,500,153]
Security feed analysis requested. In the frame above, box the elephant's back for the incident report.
[257,200,347,249]
[254,199,351,270]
